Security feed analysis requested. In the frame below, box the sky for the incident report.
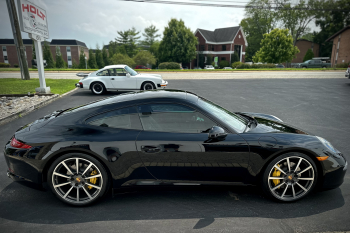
[0,0,249,48]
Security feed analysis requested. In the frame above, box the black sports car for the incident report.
[4,90,347,206]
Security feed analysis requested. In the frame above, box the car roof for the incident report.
[69,90,200,112]
[103,64,127,69]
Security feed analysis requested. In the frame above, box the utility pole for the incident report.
[6,0,30,80]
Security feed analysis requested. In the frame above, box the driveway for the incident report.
[0,77,349,232]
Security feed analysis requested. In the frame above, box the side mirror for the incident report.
[126,73,131,78]
[208,126,227,139]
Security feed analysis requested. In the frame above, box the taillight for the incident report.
[10,137,32,149]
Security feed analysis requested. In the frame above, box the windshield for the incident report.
[198,98,247,133]
[304,60,311,63]
[125,66,138,76]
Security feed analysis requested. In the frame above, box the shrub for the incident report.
[336,62,349,68]
[303,49,314,62]
[219,60,230,68]
[236,63,252,69]
[231,61,242,69]
[231,53,239,63]
[158,62,180,69]
[14,64,19,68]
[0,63,11,68]
[236,63,276,69]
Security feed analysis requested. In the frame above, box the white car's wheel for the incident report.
[141,82,155,91]
[90,82,106,95]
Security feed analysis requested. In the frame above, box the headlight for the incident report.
[316,136,337,153]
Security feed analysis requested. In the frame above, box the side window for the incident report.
[86,107,142,130]
[97,68,115,76]
[138,104,216,133]
[116,68,127,76]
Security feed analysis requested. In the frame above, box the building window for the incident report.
[199,45,205,51]
[208,45,214,51]
[222,45,226,51]
[221,57,226,61]
[4,56,8,61]
[68,56,72,61]
[68,65,72,68]
[66,46,71,52]
[2,46,6,51]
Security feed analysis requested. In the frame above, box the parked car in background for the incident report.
[346,64,350,78]
[204,65,215,70]
[194,67,202,70]
[298,59,331,68]
[182,66,189,70]
[223,67,232,69]
[76,65,168,95]
[135,65,151,70]
[275,64,285,68]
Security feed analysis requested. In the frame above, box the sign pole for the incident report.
[6,0,30,80]
[29,34,49,93]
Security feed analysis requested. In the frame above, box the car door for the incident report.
[135,103,250,183]
[110,68,137,90]
[84,106,154,186]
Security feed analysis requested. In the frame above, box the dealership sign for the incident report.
[17,0,49,39]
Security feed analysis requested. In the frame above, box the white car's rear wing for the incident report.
[76,73,90,77]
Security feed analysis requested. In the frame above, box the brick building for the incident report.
[291,39,320,63]
[189,26,247,68]
[0,39,89,68]
[325,25,350,67]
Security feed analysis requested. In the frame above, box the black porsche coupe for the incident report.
[4,90,347,206]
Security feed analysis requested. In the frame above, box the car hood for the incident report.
[248,117,311,135]
[139,73,162,79]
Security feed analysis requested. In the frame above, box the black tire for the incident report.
[141,81,155,91]
[261,152,318,202]
[90,82,106,95]
[302,66,307,68]
[322,66,326,68]
[47,153,109,206]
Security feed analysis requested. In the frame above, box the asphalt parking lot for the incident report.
[0,76,349,232]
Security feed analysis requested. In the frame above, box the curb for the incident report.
[0,88,78,126]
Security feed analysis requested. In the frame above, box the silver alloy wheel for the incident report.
[267,156,315,201]
[143,83,154,90]
[92,83,104,94]
[52,157,103,204]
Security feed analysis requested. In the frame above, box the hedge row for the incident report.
[158,62,181,69]
[0,63,10,68]
[336,62,349,68]
[236,63,276,69]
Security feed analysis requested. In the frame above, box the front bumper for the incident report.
[157,80,168,89]
[321,154,347,190]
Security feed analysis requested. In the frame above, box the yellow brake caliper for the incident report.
[88,170,98,190]
[272,164,282,187]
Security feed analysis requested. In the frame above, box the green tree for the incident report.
[219,60,230,68]
[43,42,55,68]
[253,28,299,63]
[158,18,198,63]
[240,0,277,61]
[102,45,109,66]
[109,53,135,67]
[303,49,314,62]
[142,25,161,46]
[115,27,141,57]
[133,51,156,66]
[55,47,65,68]
[313,0,350,57]
[78,48,86,69]
[95,44,104,69]
[88,49,97,69]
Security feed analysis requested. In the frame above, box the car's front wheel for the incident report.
[90,82,106,95]
[141,81,155,91]
[261,152,318,202]
[47,153,109,206]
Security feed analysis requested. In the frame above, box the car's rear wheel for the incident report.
[141,82,155,91]
[261,152,318,202]
[48,153,109,206]
[91,82,106,95]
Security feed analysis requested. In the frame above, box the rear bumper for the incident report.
[75,82,83,88]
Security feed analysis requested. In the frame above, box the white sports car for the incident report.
[76,65,168,95]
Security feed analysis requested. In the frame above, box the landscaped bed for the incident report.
[0,78,79,95]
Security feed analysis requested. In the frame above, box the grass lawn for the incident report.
[0,78,79,95]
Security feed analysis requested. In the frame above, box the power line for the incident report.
[117,0,350,12]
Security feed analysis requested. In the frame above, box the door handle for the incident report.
[111,78,114,80]
[141,145,161,153]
